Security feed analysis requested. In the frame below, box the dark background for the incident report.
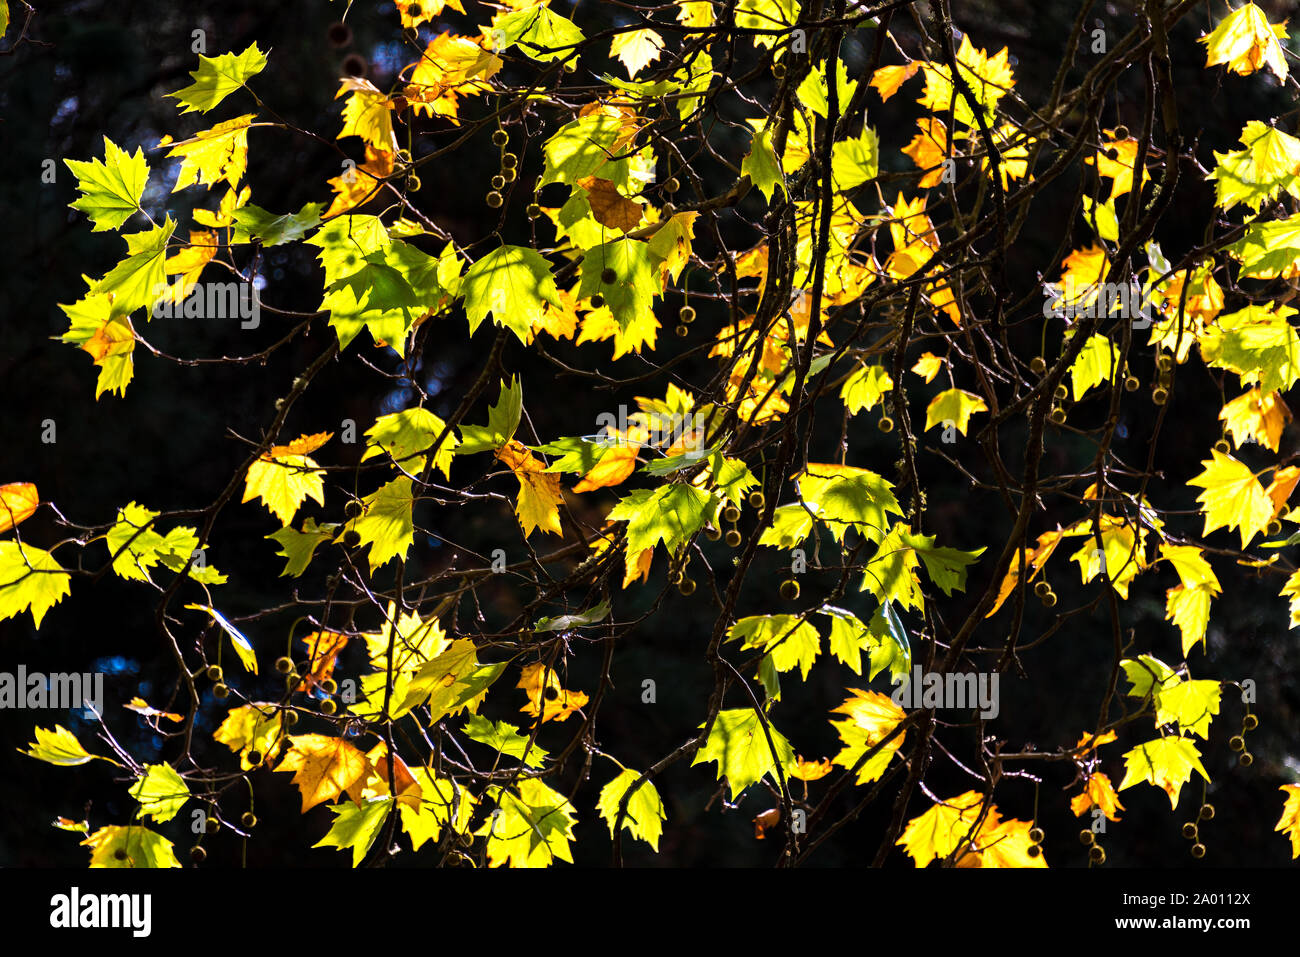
[1,0,1298,867]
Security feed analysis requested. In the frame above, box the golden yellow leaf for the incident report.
[242,433,331,527]
[395,0,466,30]
[496,440,565,537]
[986,529,1065,617]
[870,61,921,102]
[335,77,398,152]
[1084,131,1151,201]
[1201,2,1289,80]
[405,32,500,122]
[1075,729,1117,753]
[1277,784,1300,859]
[0,482,39,534]
[911,352,944,383]
[1051,244,1109,311]
[789,755,833,782]
[274,734,371,812]
[1187,449,1274,548]
[159,229,219,305]
[902,117,948,189]
[325,145,394,218]
[573,431,641,493]
[124,696,183,723]
[517,662,588,722]
[166,115,255,193]
[1220,388,1291,453]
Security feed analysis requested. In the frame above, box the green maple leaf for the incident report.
[457,376,522,454]
[1081,196,1119,242]
[339,477,415,572]
[540,113,637,189]
[168,43,268,114]
[105,502,224,584]
[692,708,794,800]
[1226,213,1300,279]
[129,764,190,823]
[730,614,821,680]
[0,541,72,627]
[866,603,912,681]
[93,217,177,318]
[862,524,925,612]
[462,715,548,768]
[313,796,393,867]
[1202,303,1300,394]
[758,503,816,548]
[1069,333,1120,400]
[596,769,666,850]
[266,518,337,577]
[399,768,475,850]
[1118,736,1210,809]
[832,128,880,191]
[477,777,578,868]
[81,825,180,868]
[578,238,662,332]
[492,6,585,63]
[532,436,607,474]
[797,464,903,544]
[59,293,135,398]
[901,530,985,595]
[21,725,107,766]
[742,126,785,202]
[232,202,323,246]
[363,407,458,477]
[462,245,561,343]
[65,136,150,232]
[796,59,858,118]
[1209,120,1300,212]
[821,606,873,674]
[1153,678,1222,739]
[841,364,893,415]
[606,482,712,554]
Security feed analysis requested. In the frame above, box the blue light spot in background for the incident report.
[91,656,139,676]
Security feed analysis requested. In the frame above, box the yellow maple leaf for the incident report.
[609,27,664,79]
[517,662,588,722]
[160,229,219,304]
[395,0,466,30]
[960,815,1047,868]
[496,440,564,537]
[911,352,944,383]
[241,432,332,527]
[885,194,940,280]
[789,755,833,782]
[325,145,394,218]
[1280,569,1300,628]
[576,302,659,358]
[194,184,251,229]
[404,32,500,122]
[902,117,948,189]
[335,77,398,152]
[275,734,372,812]
[1201,2,1289,80]
[1220,388,1291,452]
[896,791,1041,867]
[1084,131,1151,201]
[1050,244,1109,312]
[165,114,255,192]
[1188,449,1274,548]
[1075,729,1118,753]
[1119,736,1210,809]
[1277,784,1300,858]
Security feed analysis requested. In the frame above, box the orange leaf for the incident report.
[576,175,644,232]
[301,630,349,694]
[271,431,333,457]
[517,662,588,722]
[0,483,39,534]
[274,734,371,812]
[753,808,781,839]
[870,62,921,101]
[1069,772,1125,822]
